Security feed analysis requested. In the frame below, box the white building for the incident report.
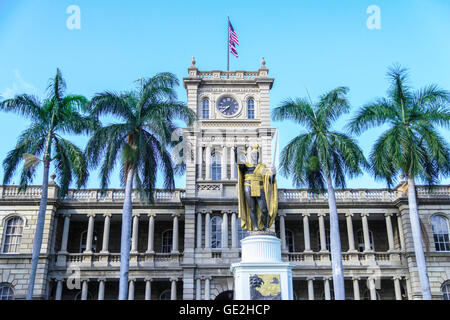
[0,59,449,300]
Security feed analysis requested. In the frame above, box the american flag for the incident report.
[229,20,239,58]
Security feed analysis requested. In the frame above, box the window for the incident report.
[247,99,255,119]
[160,290,171,300]
[202,99,209,119]
[317,229,331,251]
[2,216,23,253]
[431,216,450,252]
[79,231,98,253]
[357,229,375,252]
[286,230,295,252]
[236,218,248,248]
[211,216,222,249]
[162,230,173,253]
[442,282,450,300]
[0,284,14,300]
[211,152,221,181]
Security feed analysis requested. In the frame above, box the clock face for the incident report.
[217,97,239,116]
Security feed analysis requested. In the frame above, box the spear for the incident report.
[266,129,278,229]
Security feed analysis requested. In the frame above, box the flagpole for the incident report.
[227,16,230,72]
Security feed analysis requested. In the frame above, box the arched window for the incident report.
[79,231,98,253]
[247,99,255,119]
[442,282,450,300]
[211,152,221,181]
[286,229,295,252]
[317,229,331,251]
[0,284,14,300]
[431,215,450,252]
[160,290,171,300]
[202,99,209,119]
[236,218,248,248]
[2,216,24,253]
[162,230,173,253]
[357,229,375,252]
[211,216,222,249]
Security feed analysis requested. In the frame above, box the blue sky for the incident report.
[0,0,449,190]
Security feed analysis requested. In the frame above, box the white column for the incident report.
[352,277,360,300]
[101,213,111,253]
[172,214,179,253]
[131,213,139,253]
[221,145,227,180]
[205,212,211,249]
[302,213,311,252]
[405,276,412,300]
[128,279,135,300]
[231,212,237,248]
[324,277,331,300]
[205,146,211,180]
[170,278,177,300]
[385,213,395,251]
[393,277,402,300]
[98,278,105,300]
[59,214,71,254]
[361,212,372,252]
[145,278,152,300]
[307,277,314,300]
[146,214,155,253]
[230,146,236,180]
[397,213,406,251]
[368,277,377,300]
[279,213,287,251]
[197,145,203,180]
[81,280,88,300]
[318,213,328,252]
[84,214,95,253]
[196,277,202,300]
[345,212,356,252]
[204,277,211,300]
[221,211,228,249]
[55,279,63,300]
[196,212,202,249]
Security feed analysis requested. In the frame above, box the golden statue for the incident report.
[235,144,278,231]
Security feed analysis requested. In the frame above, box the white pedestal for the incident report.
[230,233,294,300]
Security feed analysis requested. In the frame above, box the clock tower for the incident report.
[182,57,276,199]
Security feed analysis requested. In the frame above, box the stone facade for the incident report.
[0,60,449,300]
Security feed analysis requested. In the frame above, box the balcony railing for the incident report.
[278,189,402,203]
[62,252,183,267]
[1,185,449,204]
[196,71,259,80]
[284,251,402,265]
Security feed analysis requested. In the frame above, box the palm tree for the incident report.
[85,72,196,299]
[272,87,368,300]
[0,69,98,299]
[348,65,450,299]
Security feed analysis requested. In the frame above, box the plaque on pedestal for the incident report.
[230,232,294,300]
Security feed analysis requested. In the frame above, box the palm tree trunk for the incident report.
[118,167,135,300]
[26,160,50,300]
[406,176,432,299]
[326,174,345,300]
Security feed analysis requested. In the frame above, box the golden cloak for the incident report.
[237,162,278,231]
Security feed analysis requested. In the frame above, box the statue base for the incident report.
[230,234,294,300]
